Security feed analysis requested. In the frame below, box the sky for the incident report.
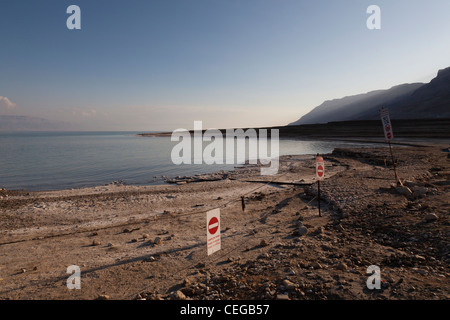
[1,0,450,131]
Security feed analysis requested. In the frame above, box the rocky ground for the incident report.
[0,144,449,300]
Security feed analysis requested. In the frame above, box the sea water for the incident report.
[0,131,375,191]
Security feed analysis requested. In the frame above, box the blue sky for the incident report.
[1,0,450,131]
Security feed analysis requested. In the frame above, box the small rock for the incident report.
[172,290,186,300]
[298,226,308,236]
[282,279,296,290]
[424,213,438,222]
[276,293,290,300]
[183,278,191,287]
[131,238,138,243]
[260,239,269,247]
[97,294,110,300]
[153,237,162,245]
[336,263,348,271]
[312,262,323,269]
[92,240,101,246]
[142,234,150,239]
[414,255,426,261]
[315,227,325,234]
[396,186,413,197]
[412,268,428,275]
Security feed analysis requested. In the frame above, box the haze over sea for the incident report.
[0,131,375,191]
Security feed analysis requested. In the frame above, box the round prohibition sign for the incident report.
[208,217,219,235]
[317,164,324,178]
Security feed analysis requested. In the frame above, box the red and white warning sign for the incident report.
[316,155,325,180]
[207,208,221,255]
[380,108,394,141]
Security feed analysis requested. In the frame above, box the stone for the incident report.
[92,240,101,246]
[260,239,269,247]
[425,213,438,222]
[154,237,162,245]
[396,186,413,197]
[183,278,191,287]
[414,255,426,261]
[142,234,150,239]
[97,294,110,300]
[298,226,308,236]
[336,263,348,271]
[312,262,323,269]
[412,268,428,275]
[282,279,296,290]
[276,293,290,300]
[172,290,187,300]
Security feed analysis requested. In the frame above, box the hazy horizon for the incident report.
[1,1,450,131]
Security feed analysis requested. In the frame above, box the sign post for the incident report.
[207,208,221,256]
[380,108,399,185]
[316,154,325,217]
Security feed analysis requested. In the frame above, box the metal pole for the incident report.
[318,180,321,217]
[388,141,399,185]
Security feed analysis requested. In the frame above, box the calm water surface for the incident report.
[0,131,376,191]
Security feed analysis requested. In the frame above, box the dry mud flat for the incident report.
[0,145,449,300]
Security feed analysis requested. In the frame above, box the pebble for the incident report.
[282,279,296,290]
[276,293,290,300]
[396,186,413,197]
[260,239,270,247]
[97,294,110,300]
[142,234,150,239]
[424,213,438,222]
[153,237,162,245]
[92,240,101,246]
[298,226,308,236]
[172,290,187,300]
[412,268,428,275]
[336,262,348,271]
[183,278,191,287]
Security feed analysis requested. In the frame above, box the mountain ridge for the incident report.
[289,66,450,125]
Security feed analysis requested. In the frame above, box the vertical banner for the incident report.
[316,154,325,217]
[207,208,221,255]
[380,107,394,141]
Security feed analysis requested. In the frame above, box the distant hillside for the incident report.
[0,115,74,131]
[289,66,450,125]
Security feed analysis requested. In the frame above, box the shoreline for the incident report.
[3,136,448,193]
[0,144,449,300]
[137,118,450,140]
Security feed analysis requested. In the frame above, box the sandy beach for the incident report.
[0,142,449,300]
